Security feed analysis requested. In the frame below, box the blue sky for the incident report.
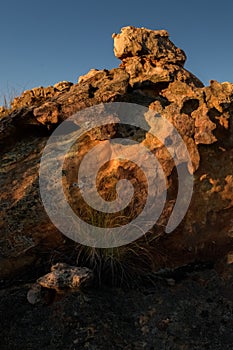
[0,0,233,105]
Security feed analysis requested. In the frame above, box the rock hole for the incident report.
[88,85,99,98]
[181,99,199,115]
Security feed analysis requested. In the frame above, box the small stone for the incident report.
[37,263,93,293]
[27,263,93,305]
[27,283,42,305]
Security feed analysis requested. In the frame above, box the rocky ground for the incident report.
[1,265,233,350]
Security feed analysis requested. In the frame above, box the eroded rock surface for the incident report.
[0,26,233,280]
[27,263,93,304]
[112,26,186,64]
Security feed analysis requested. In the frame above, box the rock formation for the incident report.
[0,26,233,281]
[27,263,93,305]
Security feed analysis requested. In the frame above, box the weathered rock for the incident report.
[113,27,203,89]
[113,26,186,65]
[33,101,60,126]
[0,26,233,281]
[37,263,93,291]
[2,81,73,115]
[27,263,93,304]
[0,106,8,118]
[53,81,73,91]
[78,69,100,84]
[120,57,204,89]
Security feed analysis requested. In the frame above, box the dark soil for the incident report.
[1,266,233,350]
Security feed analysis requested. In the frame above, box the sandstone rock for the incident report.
[37,263,93,292]
[78,69,100,84]
[0,26,233,281]
[113,27,203,89]
[120,56,202,88]
[0,106,7,115]
[33,101,60,126]
[27,263,93,304]
[0,106,10,119]
[54,81,73,91]
[113,26,186,65]
[8,81,73,112]
[10,86,55,110]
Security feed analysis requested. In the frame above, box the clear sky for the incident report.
[0,0,233,105]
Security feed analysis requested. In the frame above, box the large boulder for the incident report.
[0,26,232,281]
